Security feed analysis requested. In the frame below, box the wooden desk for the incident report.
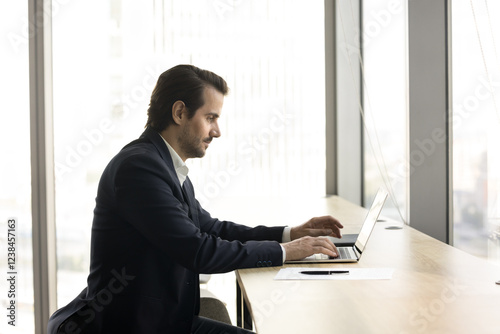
[236,196,500,334]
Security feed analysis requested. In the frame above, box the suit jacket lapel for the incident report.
[183,178,199,227]
[140,127,199,226]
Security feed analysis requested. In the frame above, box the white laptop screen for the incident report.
[354,188,388,253]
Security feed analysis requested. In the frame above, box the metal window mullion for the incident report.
[325,0,337,195]
[408,0,451,243]
[29,0,57,333]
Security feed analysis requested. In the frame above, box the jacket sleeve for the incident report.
[114,152,283,274]
[199,211,285,243]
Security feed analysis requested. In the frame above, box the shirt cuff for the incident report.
[282,226,291,242]
[280,244,286,264]
[280,227,292,264]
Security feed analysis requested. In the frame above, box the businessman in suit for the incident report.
[48,64,343,333]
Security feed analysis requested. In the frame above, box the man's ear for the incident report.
[172,100,186,125]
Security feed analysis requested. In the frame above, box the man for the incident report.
[48,65,343,333]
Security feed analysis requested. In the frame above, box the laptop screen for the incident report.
[354,188,388,253]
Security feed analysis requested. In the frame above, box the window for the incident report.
[362,0,407,221]
[451,0,500,262]
[52,0,326,321]
[0,1,34,333]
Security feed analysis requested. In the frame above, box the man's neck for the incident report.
[159,129,186,162]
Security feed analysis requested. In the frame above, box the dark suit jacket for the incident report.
[48,127,284,334]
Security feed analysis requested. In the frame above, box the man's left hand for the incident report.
[290,216,343,240]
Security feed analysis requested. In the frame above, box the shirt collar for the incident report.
[158,133,189,186]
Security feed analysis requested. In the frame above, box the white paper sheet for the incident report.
[274,267,394,280]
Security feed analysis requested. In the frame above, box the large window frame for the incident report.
[28,1,456,333]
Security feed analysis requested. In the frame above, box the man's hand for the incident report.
[290,215,343,240]
[282,236,338,261]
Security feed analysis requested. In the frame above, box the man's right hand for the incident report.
[281,236,338,261]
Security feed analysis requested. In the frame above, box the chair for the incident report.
[199,274,232,325]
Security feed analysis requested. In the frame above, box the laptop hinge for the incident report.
[354,245,362,259]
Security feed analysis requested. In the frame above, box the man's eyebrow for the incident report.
[206,112,220,118]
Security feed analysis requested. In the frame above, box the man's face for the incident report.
[178,86,223,160]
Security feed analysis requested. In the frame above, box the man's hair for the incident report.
[146,64,229,132]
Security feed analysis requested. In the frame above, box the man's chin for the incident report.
[195,148,206,158]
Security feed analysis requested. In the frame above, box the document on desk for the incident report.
[274,267,394,280]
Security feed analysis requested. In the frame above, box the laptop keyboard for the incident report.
[313,247,354,260]
[337,247,350,259]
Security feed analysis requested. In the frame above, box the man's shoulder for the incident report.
[100,129,174,179]
[119,129,167,158]
[102,137,163,173]
[116,138,162,163]
[121,137,154,153]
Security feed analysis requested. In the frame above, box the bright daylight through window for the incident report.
[0,2,34,333]
[361,0,407,223]
[452,0,500,263]
[51,0,325,321]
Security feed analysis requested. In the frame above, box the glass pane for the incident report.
[52,0,325,318]
[0,1,34,333]
[362,0,407,221]
[451,0,500,262]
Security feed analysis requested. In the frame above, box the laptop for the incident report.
[286,188,388,263]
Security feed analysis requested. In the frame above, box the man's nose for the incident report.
[211,124,221,138]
